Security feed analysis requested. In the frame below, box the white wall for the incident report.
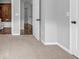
[56,0,70,49]
[41,0,46,41]
[41,0,57,43]
[41,0,70,49]
[45,0,58,43]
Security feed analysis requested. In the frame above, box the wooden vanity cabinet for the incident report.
[0,3,11,22]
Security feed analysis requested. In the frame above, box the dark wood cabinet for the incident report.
[0,3,11,22]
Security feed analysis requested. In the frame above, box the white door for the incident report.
[75,0,79,56]
[33,0,40,40]
[70,0,79,58]
[75,17,79,58]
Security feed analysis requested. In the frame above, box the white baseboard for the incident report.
[41,41,72,55]
[41,40,58,45]
[43,42,58,45]
[12,34,20,35]
[57,43,73,55]
[77,56,79,58]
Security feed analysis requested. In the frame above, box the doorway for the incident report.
[24,8,32,35]
[20,1,33,35]
[20,0,40,40]
[0,2,12,34]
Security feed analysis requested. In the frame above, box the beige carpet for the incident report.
[0,35,76,59]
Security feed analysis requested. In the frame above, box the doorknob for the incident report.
[71,21,77,24]
[36,19,40,21]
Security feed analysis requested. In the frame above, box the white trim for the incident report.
[57,43,73,55]
[12,34,20,35]
[70,0,72,54]
[11,0,13,35]
[19,0,21,35]
[33,35,40,40]
[41,41,73,55]
[11,0,20,35]
[70,0,79,58]
[41,40,58,45]
[75,54,79,58]
[77,56,79,58]
[43,42,58,45]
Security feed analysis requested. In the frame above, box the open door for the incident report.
[33,0,40,40]
[70,0,79,58]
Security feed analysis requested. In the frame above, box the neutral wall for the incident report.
[45,0,58,43]
[41,0,57,43]
[56,0,70,49]
[41,0,70,49]
[41,0,46,41]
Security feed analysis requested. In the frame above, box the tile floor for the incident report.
[0,35,77,59]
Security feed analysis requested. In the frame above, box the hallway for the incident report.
[0,35,76,59]
[21,23,32,35]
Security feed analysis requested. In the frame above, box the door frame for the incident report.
[11,0,41,35]
[11,0,21,35]
[70,0,79,57]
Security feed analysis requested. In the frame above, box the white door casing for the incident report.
[75,0,79,57]
[12,0,20,35]
[70,0,79,57]
[33,0,40,40]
